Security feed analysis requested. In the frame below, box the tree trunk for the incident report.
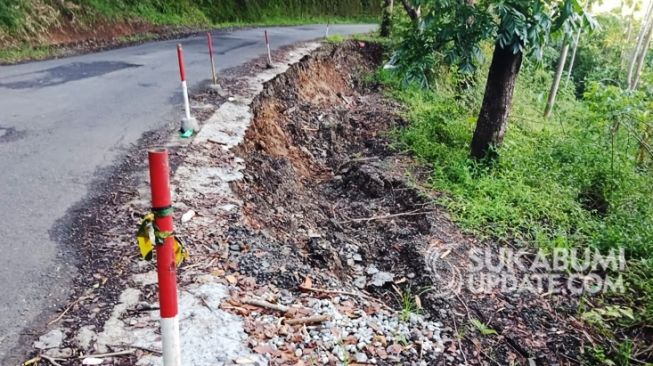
[636,125,652,166]
[400,0,420,22]
[544,42,570,118]
[621,9,635,75]
[566,29,581,83]
[628,1,653,89]
[471,44,523,160]
[632,13,653,90]
[380,0,394,37]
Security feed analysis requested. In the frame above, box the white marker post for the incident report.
[177,44,198,133]
[325,21,330,38]
[148,149,182,366]
[264,30,273,67]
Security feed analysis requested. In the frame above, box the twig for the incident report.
[335,156,379,172]
[78,350,135,359]
[451,315,468,365]
[105,345,162,355]
[284,315,331,325]
[40,355,63,366]
[454,293,472,322]
[48,295,90,325]
[337,209,432,224]
[243,298,289,313]
[207,138,227,145]
[23,357,41,366]
[299,285,359,297]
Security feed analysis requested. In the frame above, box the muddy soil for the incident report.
[229,41,592,365]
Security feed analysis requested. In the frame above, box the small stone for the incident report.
[366,266,379,275]
[34,329,64,350]
[45,347,73,358]
[321,356,329,364]
[370,271,394,287]
[295,348,303,357]
[353,253,363,262]
[230,244,241,251]
[354,276,367,289]
[355,353,368,363]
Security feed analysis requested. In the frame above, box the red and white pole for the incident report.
[177,44,192,121]
[207,32,217,85]
[264,30,272,66]
[148,149,181,366]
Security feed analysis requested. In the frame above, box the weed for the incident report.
[326,34,345,43]
[469,318,498,336]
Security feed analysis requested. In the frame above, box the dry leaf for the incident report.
[226,275,238,285]
[300,276,312,290]
[254,345,276,355]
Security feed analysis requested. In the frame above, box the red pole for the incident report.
[177,44,191,121]
[177,44,186,82]
[207,32,217,85]
[148,148,181,365]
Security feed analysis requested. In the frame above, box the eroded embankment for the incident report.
[229,41,590,365]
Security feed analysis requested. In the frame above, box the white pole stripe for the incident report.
[181,80,191,120]
[161,316,181,366]
[267,43,272,65]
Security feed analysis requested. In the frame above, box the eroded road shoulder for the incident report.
[27,41,591,366]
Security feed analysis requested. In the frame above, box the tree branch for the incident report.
[400,0,420,22]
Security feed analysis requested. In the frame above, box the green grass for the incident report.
[0,44,52,63]
[0,0,380,63]
[378,57,653,337]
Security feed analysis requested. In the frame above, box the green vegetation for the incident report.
[382,63,653,264]
[380,2,653,363]
[0,0,379,62]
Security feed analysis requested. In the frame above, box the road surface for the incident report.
[0,24,374,362]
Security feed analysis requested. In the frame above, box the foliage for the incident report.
[378,51,653,328]
[389,0,594,86]
[382,1,652,361]
[0,0,380,46]
[571,14,629,95]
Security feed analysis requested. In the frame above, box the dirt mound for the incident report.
[230,41,591,365]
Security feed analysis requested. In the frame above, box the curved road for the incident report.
[0,24,374,362]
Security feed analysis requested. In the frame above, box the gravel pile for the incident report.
[244,293,448,365]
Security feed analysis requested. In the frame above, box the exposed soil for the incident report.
[228,41,593,365]
[1,19,210,65]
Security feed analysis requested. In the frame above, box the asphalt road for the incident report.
[0,24,375,362]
